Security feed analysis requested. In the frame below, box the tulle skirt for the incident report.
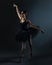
[16,27,39,42]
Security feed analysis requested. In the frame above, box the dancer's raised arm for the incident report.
[13,4,21,19]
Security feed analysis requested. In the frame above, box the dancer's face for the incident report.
[21,11,27,19]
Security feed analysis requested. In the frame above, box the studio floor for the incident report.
[0,49,52,65]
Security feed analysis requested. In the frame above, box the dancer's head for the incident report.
[21,11,27,19]
[21,11,27,15]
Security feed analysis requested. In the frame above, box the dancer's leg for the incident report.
[19,41,24,62]
[28,35,32,58]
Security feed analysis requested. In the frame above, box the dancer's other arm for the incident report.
[28,20,44,33]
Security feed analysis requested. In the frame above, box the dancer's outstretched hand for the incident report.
[41,29,45,33]
[13,4,18,8]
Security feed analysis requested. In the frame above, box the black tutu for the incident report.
[16,27,39,42]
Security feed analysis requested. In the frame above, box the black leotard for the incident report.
[19,21,30,31]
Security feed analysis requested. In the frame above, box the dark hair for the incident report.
[23,10,27,14]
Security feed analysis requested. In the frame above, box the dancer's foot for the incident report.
[17,57,24,63]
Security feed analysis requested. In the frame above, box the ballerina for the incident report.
[13,4,44,62]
